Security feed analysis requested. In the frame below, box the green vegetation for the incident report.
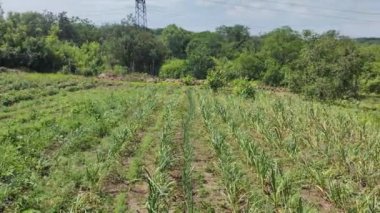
[0,7,379,100]
[232,78,256,99]
[1,72,378,212]
[159,59,186,79]
[0,4,379,212]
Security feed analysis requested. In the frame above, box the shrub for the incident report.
[112,65,129,76]
[262,59,285,87]
[360,63,380,94]
[207,70,226,92]
[365,78,380,94]
[75,42,104,76]
[232,78,256,98]
[211,58,236,81]
[232,52,265,80]
[181,75,195,86]
[159,59,187,79]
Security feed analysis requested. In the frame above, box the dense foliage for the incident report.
[159,58,186,79]
[0,8,379,99]
[288,31,365,99]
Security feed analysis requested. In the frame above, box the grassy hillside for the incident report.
[0,72,379,212]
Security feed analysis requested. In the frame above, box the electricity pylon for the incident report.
[135,0,147,28]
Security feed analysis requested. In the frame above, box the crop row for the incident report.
[0,87,160,212]
[209,91,380,211]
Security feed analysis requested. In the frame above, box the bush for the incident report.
[363,77,380,94]
[159,59,187,79]
[262,59,284,87]
[207,70,226,92]
[47,27,104,76]
[181,75,195,86]
[360,62,380,94]
[232,52,265,80]
[112,65,129,76]
[232,78,256,98]
[75,42,104,76]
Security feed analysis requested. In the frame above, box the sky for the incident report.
[1,0,380,37]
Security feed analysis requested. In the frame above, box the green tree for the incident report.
[290,31,366,99]
[216,25,256,58]
[216,25,250,44]
[185,32,222,79]
[0,12,56,71]
[102,23,167,74]
[58,12,77,42]
[261,27,303,66]
[161,24,191,59]
[232,52,265,80]
[259,27,304,86]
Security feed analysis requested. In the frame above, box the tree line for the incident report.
[0,9,379,99]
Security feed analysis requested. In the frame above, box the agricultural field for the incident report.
[0,72,379,212]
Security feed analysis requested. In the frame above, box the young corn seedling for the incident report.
[145,170,171,213]
[146,103,175,212]
[265,166,294,209]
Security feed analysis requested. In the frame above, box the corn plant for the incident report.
[209,92,302,210]
[145,169,172,213]
[146,103,175,212]
[199,95,247,212]
[182,90,195,212]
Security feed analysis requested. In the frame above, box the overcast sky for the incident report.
[2,0,380,37]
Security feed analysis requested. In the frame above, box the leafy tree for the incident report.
[259,27,303,86]
[206,52,264,81]
[161,24,191,59]
[185,32,222,79]
[289,31,366,99]
[45,24,103,75]
[102,23,167,74]
[260,27,303,66]
[58,12,77,42]
[216,25,256,58]
[0,13,56,71]
[70,17,100,45]
[232,52,265,80]
[216,25,250,44]
[186,52,214,79]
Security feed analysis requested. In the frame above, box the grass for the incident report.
[0,72,379,212]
